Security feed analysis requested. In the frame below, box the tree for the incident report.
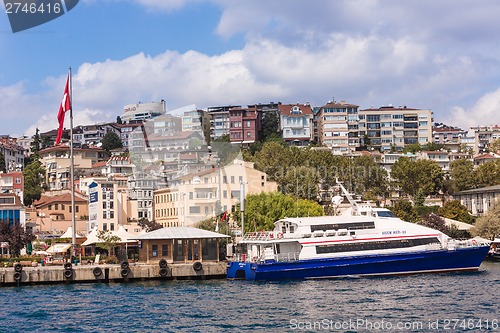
[449,159,476,192]
[281,166,319,201]
[438,200,474,224]
[390,200,419,223]
[471,201,500,240]
[116,116,123,124]
[391,157,444,198]
[487,138,500,154]
[260,110,281,142]
[254,141,292,184]
[0,220,35,256]
[402,143,422,153]
[23,158,46,206]
[96,230,121,256]
[0,151,5,173]
[233,192,324,232]
[101,132,123,152]
[475,160,500,188]
[419,213,450,234]
[138,218,162,232]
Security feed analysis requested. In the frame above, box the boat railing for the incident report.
[243,231,275,241]
[274,252,300,262]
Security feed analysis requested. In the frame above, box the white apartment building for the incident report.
[317,101,360,154]
[278,103,313,146]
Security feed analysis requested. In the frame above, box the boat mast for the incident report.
[336,178,359,215]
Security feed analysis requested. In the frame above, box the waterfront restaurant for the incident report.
[136,227,230,264]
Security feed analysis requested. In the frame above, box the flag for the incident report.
[55,73,71,145]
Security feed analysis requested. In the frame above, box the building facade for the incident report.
[121,100,166,123]
[317,101,359,154]
[229,106,262,144]
[358,105,433,152]
[278,103,313,145]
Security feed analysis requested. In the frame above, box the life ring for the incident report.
[193,262,203,271]
[159,259,168,268]
[472,239,478,246]
[159,267,169,277]
[120,261,129,269]
[13,271,21,281]
[14,263,23,272]
[120,268,129,278]
[92,267,102,277]
[64,269,73,279]
[64,262,72,270]
[277,232,284,239]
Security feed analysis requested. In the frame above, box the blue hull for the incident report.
[226,246,490,281]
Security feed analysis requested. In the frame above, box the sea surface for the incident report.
[1,261,499,333]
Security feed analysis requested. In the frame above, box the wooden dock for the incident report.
[0,261,227,286]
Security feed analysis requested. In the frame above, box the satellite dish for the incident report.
[332,196,343,206]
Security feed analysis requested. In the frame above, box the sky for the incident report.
[1,0,500,137]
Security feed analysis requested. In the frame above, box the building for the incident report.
[473,153,499,167]
[208,105,238,141]
[229,106,262,144]
[153,188,180,227]
[39,145,109,190]
[418,151,451,171]
[182,109,210,144]
[432,124,467,152]
[79,175,128,232]
[0,193,25,227]
[136,227,230,264]
[453,185,500,216]
[358,105,433,152]
[317,101,359,153]
[127,172,157,222]
[0,136,24,172]
[32,190,89,234]
[121,100,167,123]
[0,171,23,203]
[155,159,278,227]
[16,136,34,157]
[115,122,143,149]
[470,125,500,154]
[72,123,121,147]
[278,103,313,146]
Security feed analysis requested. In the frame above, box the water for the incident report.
[1,261,499,333]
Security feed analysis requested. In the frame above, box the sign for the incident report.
[88,182,99,231]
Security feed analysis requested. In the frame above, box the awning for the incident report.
[46,243,72,253]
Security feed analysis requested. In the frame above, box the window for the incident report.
[110,223,114,231]
[162,244,168,256]
[231,176,235,184]
[48,204,52,210]
[55,204,59,210]
[103,223,107,231]
[189,206,201,214]
[61,204,65,210]
[152,244,158,257]
[75,206,79,213]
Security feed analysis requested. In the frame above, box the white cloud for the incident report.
[131,0,202,11]
[445,89,500,131]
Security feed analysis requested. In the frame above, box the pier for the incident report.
[0,261,227,287]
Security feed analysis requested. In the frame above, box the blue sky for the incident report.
[2,0,500,136]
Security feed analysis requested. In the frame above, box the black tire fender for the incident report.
[193,262,203,271]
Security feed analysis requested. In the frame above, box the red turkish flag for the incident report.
[55,74,71,145]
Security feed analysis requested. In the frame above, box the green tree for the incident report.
[471,201,500,240]
[101,132,123,152]
[438,200,474,224]
[449,159,476,192]
[487,138,500,154]
[254,141,292,184]
[260,110,281,142]
[391,157,444,198]
[390,200,419,223]
[233,192,324,232]
[23,158,46,206]
[475,160,500,188]
[96,230,121,256]
[281,166,319,201]
[402,143,422,153]
[0,220,35,256]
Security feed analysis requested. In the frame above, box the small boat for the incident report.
[487,239,500,261]
[227,183,490,281]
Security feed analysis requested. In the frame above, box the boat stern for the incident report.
[226,261,257,280]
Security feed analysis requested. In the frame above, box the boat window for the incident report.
[282,225,286,233]
[316,237,440,254]
[275,244,281,254]
[311,222,375,232]
[290,225,295,233]
[377,210,398,218]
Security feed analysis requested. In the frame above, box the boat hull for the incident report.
[226,246,490,281]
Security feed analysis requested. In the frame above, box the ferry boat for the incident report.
[227,184,490,281]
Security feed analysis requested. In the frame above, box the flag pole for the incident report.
[69,67,76,262]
